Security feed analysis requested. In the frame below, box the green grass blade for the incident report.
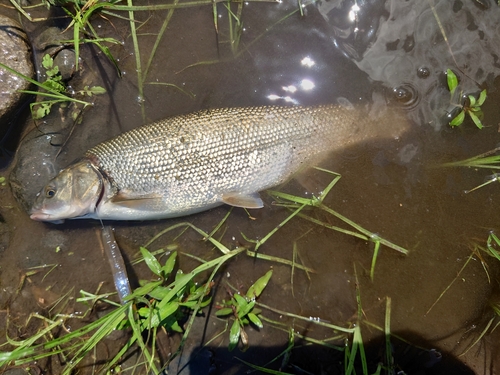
[143,0,178,80]
[128,304,160,374]
[440,147,500,169]
[370,241,380,281]
[127,0,145,119]
[319,204,408,254]
[297,213,368,240]
[426,253,474,315]
[257,302,354,334]
[0,62,87,105]
[385,297,392,373]
[245,249,316,273]
[235,357,295,374]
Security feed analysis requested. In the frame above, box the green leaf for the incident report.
[228,319,241,351]
[43,79,65,93]
[238,300,255,319]
[128,280,162,298]
[88,86,106,95]
[140,247,162,277]
[247,313,263,328]
[215,307,233,317]
[161,251,177,277]
[33,102,52,119]
[468,111,483,129]
[252,307,262,315]
[199,296,212,308]
[181,299,202,308]
[233,293,248,310]
[42,54,53,70]
[468,94,476,107]
[159,314,183,332]
[449,110,465,126]
[137,306,150,317]
[446,69,458,92]
[477,89,487,106]
[169,319,183,333]
[246,270,273,300]
[148,285,170,300]
[175,269,185,281]
[150,301,179,327]
[185,284,210,302]
[46,64,60,76]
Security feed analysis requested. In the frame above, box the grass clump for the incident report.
[441,147,500,193]
[0,228,244,374]
[0,53,105,121]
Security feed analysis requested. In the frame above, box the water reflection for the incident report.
[318,0,500,129]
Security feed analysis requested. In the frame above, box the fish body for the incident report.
[30,104,407,222]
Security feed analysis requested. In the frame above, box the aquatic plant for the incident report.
[215,270,272,351]
[0,233,243,374]
[446,68,487,129]
[0,54,104,121]
[441,147,500,193]
[34,54,105,119]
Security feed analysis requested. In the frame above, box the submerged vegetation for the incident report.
[441,147,500,193]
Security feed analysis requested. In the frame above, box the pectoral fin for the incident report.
[222,192,264,209]
[110,192,163,210]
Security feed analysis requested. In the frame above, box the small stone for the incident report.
[54,48,76,81]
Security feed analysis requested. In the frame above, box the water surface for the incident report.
[1,0,500,373]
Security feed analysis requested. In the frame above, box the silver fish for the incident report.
[30,104,408,222]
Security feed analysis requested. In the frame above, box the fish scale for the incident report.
[30,104,408,222]
[86,105,350,214]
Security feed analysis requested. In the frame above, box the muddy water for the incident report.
[1,0,500,374]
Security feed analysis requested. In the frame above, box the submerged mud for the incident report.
[1,0,500,374]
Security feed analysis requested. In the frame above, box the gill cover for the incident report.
[30,160,104,222]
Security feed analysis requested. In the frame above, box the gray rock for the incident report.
[53,48,76,81]
[9,120,67,212]
[0,15,34,136]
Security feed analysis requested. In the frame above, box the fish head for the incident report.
[30,160,103,222]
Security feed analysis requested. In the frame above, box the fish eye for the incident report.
[45,187,56,198]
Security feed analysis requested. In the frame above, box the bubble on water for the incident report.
[417,67,430,78]
[392,83,420,110]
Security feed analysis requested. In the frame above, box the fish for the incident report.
[30,104,408,222]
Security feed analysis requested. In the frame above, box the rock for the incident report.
[9,120,67,212]
[53,48,77,81]
[0,15,34,137]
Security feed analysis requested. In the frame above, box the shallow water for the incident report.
[1,0,500,374]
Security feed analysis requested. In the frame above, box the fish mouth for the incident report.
[30,211,65,224]
[30,211,51,221]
